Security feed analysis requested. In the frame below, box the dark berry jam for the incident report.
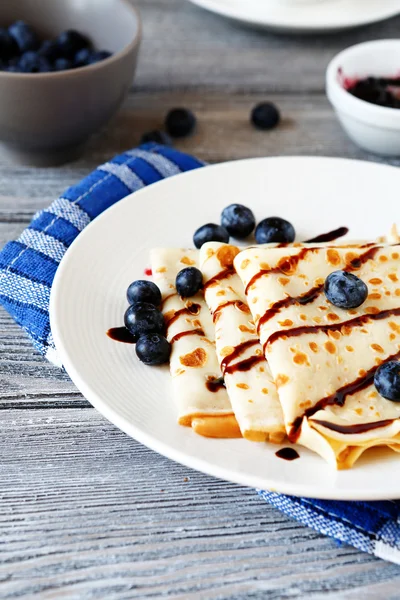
[346,76,400,109]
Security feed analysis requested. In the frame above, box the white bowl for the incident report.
[326,40,400,156]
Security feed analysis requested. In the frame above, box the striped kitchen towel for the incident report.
[1,143,399,564]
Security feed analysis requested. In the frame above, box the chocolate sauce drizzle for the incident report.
[165,303,201,331]
[265,306,400,351]
[310,418,395,435]
[289,348,400,442]
[169,328,205,344]
[304,227,349,244]
[206,376,226,393]
[257,284,323,334]
[275,448,300,461]
[245,245,379,296]
[212,299,250,323]
[220,339,259,373]
[203,267,235,291]
[106,327,136,343]
[257,246,382,335]
[224,355,264,375]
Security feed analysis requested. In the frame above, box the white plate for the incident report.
[50,156,400,500]
[187,0,400,33]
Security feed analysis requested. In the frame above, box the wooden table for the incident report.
[2,2,400,597]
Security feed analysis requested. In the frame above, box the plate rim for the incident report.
[187,0,400,33]
[50,155,400,500]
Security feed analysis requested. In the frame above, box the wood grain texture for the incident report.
[1,409,400,600]
[1,1,400,596]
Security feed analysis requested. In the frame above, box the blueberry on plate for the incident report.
[193,223,229,249]
[374,361,400,402]
[176,267,203,297]
[89,50,112,64]
[165,108,196,138]
[140,130,172,146]
[221,203,255,239]
[255,217,295,244]
[124,302,164,342]
[54,57,73,71]
[57,30,91,59]
[9,21,39,53]
[127,280,162,306]
[38,39,60,61]
[251,102,280,131]
[136,333,171,366]
[18,51,52,73]
[0,28,18,59]
[324,271,368,309]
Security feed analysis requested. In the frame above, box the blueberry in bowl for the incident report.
[0,0,141,165]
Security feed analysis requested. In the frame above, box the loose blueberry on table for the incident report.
[165,108,197,138]
[324,271,368,309]
[0,21,112,72]
[193,223,230,249]
[374,362,400,402]
[251,102,280,130]
[255,216,295,244]
[221,204,255,239]
[176,267,203,297]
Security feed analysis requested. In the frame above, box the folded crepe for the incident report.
[150,248,241,438]
[199,242,285,443]
[234,241,400,468]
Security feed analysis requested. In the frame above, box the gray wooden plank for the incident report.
[0,408,399,600]
[132,0,400,93]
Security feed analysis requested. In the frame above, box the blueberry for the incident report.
[255,217,295,244]
[54,57,73,71]
[193,223,229,249]
[324,271,368,309]
[38,39,60,61]
[221,203,255,239]
[165,108,196,138]
[136,333,171,366]
[74,47,91,67]
[18,51,52,73]
[88,50,112,64]
[251,102,280,130]
[57,30,91,59]
[176,267,203,297]
[6,65,21,72]
[9,21,39,53]
[127,280,162,306]
[124,302,164,342]
[0,28,18,59]
[374,362,400,402]
[140,130,172,146]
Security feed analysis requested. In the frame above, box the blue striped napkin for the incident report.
[1,143,399,564]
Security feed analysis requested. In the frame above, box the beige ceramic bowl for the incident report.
[0,0,141,165]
